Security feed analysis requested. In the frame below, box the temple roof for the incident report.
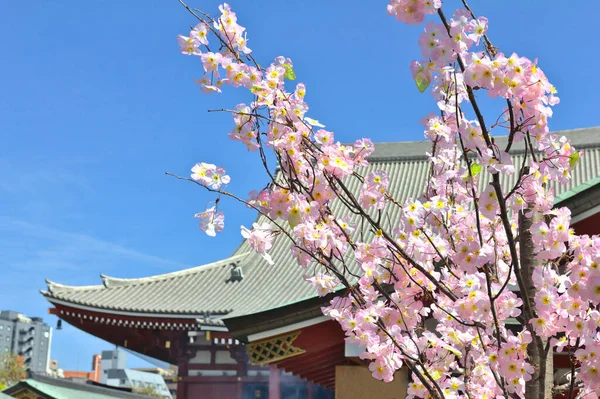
[2,374,153,399]
[42,127,600,326]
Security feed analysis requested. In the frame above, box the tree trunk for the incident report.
[519,209,554,399]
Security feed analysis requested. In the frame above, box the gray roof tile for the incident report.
[42,127,600,323]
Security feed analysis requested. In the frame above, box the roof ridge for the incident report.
[44,253,250,294]
[364,126,600,146]
[100,252,249,288]
[365,126,600,162]
[44,279,104,294]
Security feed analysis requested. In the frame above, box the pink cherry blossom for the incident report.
[194,206,224,237]
[241,222,275,265]
[176,35,201,56]
[191,162,230,189]
[190,23,209,45]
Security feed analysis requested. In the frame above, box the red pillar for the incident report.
[235,377,242,399]
[269,366,280,399]
[177,357,188,399]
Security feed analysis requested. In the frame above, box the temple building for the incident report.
[41,127,600,398]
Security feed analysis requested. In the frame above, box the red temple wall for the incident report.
[572,211,600,236]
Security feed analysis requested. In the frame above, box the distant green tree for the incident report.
[0,353,26,388]
[132,385,163,398]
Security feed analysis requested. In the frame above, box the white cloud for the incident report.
[0,217,188,278]
[0,218,189,371]
[0,157,91,195]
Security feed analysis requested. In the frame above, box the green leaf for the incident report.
[250,85,263,94]
[288,212,301,229]
[470,163,482,177]
[430,370,443,380]
[414,71,431,93]
[283,64,296,80]
[569,152,580,168]
[446,346,463,358]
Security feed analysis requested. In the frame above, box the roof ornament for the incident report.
[226,262,244,283]
[45,279,59,294]
[101,274,111,288]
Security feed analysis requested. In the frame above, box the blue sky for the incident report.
[1,0,599,371]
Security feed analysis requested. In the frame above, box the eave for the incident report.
[48,302,200,364]
[222,291,338,342]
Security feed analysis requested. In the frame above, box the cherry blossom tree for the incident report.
[171,1,598,398]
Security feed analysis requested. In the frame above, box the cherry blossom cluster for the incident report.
[241,222,275,265]
[177,1,599,398]
[190,162,230,235]
[177,4,258,94]
[387,0,441,25]
[194,207,224,237]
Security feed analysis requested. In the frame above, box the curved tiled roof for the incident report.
[44,255,247,315]
[3,374,154,399]
[42,127,600,323]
